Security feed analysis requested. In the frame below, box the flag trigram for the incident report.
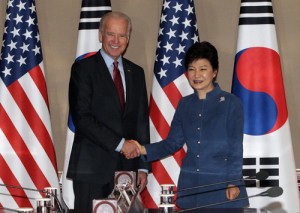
[243,157,279,187]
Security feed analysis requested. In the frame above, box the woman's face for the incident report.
[187,58,217,98]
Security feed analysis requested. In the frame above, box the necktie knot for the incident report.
[113,61,118,69]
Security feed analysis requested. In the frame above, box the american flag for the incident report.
[141,0,199,208]
[0,0,59,210]
[232,0,300,211]
[61,0,111,209]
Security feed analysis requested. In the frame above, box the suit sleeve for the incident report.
[143,99,186,162]
[226,96,244,185]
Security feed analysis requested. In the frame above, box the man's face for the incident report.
[99,18,129,60]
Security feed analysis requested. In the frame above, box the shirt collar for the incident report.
[100,49,123,68]
[193,83,222,99]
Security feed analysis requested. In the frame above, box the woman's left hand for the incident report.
[226,184,240,200]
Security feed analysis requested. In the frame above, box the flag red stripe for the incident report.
[0,105,51,193]
[8,81,57,170]
[149,96,170,139]
[163,82,182,109]
[29,65,49,108]
[151,161,174,185]
[141,160,176,209]
[84,52,97,59]
[0,155,32,208]
[140,187,157,209]
[163,82,186,165]
[172,148,185,167]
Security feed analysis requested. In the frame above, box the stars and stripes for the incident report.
[61,0,111,209]
[232,0,300,212]
[141,0,199,208]
[0,0,59,210]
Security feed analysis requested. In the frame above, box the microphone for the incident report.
[258,186,283,197]
[0,183,43,192]
[177,170,269,193]
[252,170,269,181]
[43,187,66,213]
[177,186,284,212]
[0,183,65,213]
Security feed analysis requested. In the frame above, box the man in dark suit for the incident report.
[67,11,150,210]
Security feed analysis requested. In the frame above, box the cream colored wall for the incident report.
[0,0,299,171]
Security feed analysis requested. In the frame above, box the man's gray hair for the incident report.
[99,11,132,36]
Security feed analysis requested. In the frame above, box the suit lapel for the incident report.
[123,61,133,114]
[97,52,124,113]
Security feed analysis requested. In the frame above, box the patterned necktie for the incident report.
[113,61,125,111]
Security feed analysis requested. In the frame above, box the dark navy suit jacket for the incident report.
[67,51,150,184]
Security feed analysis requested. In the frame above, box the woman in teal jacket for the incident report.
[139,41,249,209]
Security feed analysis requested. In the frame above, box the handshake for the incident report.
[121,139,147,159]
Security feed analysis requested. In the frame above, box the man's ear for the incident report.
[99,32,103,42]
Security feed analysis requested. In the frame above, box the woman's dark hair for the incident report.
[184,41,219,71]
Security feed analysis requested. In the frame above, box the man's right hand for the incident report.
[121,140,141,159]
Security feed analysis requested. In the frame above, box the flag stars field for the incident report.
[0,0,42,84]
